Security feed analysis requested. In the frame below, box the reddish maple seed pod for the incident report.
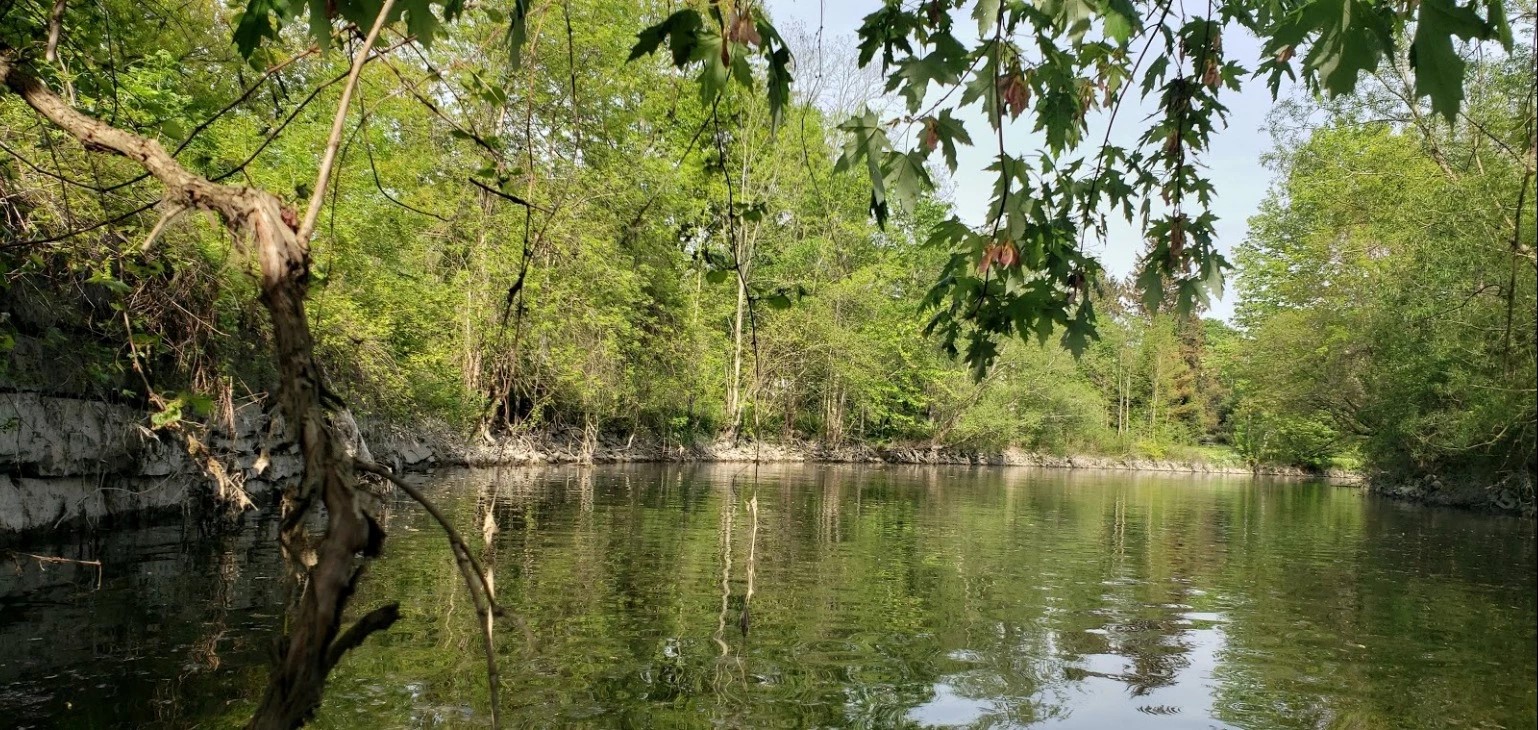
[997,242,1018,269]
[998,73,1030,119]
[922,118,941,152]
[728,12,760,47]
[1203,59,1221,89]
[1169,216,1186,264]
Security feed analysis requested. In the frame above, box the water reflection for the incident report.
[0,464,1533,729]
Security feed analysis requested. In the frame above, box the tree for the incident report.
[1230,32,1536,482]
[0,0,1520,725]
[631,0,1515,373]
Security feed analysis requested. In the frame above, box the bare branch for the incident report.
[325,603,401,670]
[378,54,510,163]
[139,202,187,253]
[358,86,451,222]
[0,198,159,250]
[172,46,318,159]
[355,458,502,728]
[0,138,119,192]
[45,0,66,65]
[468,177,548,212]
[296,1,401,243]
[6,550,102,589]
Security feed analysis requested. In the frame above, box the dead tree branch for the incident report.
[355,458,502,728]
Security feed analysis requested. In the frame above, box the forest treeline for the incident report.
[2,0,1533,487]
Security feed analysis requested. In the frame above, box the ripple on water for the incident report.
[0,464,1532,729]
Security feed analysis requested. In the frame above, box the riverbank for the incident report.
[1367,472,1536,517]
[398,427,1343,477]
[0,391,1369,535]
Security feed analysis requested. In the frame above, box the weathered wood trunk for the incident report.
[1,52,393,730]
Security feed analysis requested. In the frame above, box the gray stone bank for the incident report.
[0,392,299,534]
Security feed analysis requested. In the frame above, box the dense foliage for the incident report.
[2,0,1533,478]
[1230,39,1536,490]
[0,0,1531,482]
[1,0,1267,464]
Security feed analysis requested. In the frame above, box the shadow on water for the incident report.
[1,464,1534,728]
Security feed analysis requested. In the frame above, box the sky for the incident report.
[763,0,1294,322]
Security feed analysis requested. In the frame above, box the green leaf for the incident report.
[405,5,441,45]
[629,9,703,65]
[233,0,287,59]
[1290,0,1394,98]
[973,0,1001,36]
[856,3,918,69]
[1061,301,1096,357]
[965,333,999,381]
[1040,0,1097,36]
[307,0,332,51]
[1103,0,1138,45]
[185,392,216,417]
[1484,0,1512,49]
[696,56,728,107]
[730,49,754,89]
[888,31,968,112]
[87,272,132,295]
[506,0,531,69]
[150,398,184,430]
[836,109,893,226]
[929,109,973,172]
[1136,264,1164,313]
[1410,0,1493,122]
[883,150,932,216]
[765,44,792,128]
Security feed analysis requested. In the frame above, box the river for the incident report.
[1,464,1534,728]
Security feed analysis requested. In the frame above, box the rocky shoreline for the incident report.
[1367,472,1535,518]
[0,392,1374,536]
[407,429,1344,477]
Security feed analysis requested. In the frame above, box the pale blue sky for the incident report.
[764,0,1293,321]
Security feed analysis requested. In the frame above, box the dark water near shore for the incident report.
[1,465,1534,728]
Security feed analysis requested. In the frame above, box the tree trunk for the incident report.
[727,273,747,438]
[2,52,394,730]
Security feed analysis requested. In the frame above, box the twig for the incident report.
[8,551,103,589]
[0,198,160,250]
[355,459,502,728]
[326,603,401,669]
[355,459,502,613]
[171,47,319,159]
[359,101,449,222]
[468,177,549,212]
[0,138,118,192]
[139,202,187,252]
[207,45,411,184]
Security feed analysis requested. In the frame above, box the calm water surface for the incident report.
[1,465,1534,728]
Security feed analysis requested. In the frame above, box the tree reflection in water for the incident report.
[0,464,1532,729]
